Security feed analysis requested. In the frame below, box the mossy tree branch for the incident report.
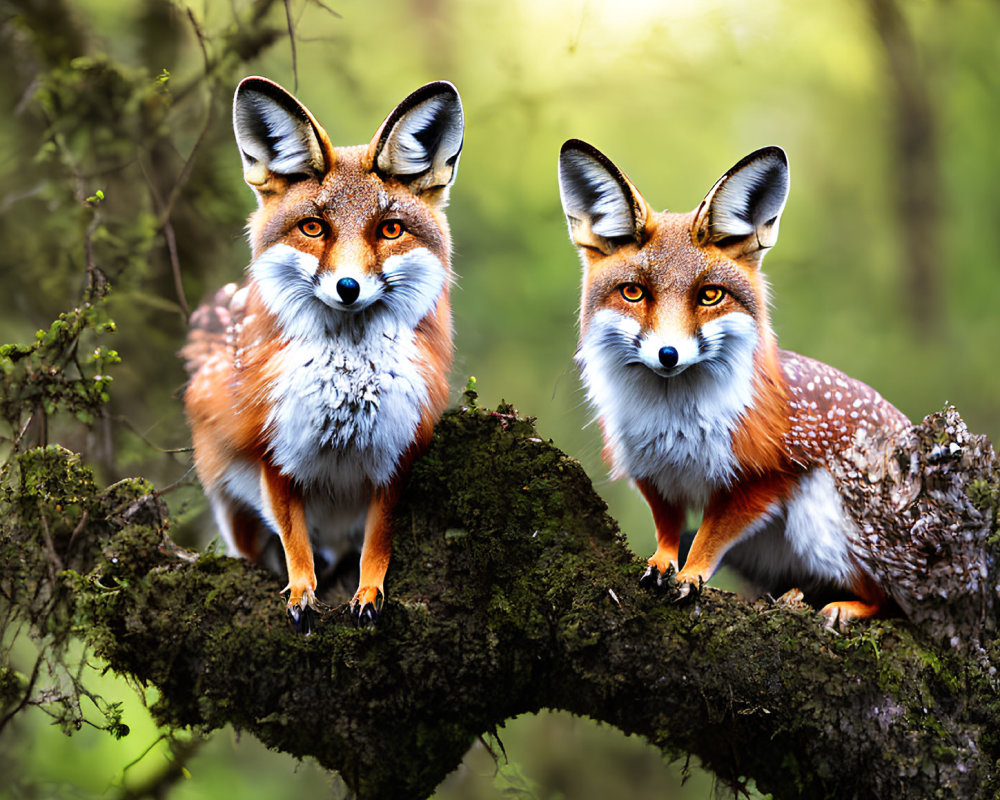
[4,399,1000,800]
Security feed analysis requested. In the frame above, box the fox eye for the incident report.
[697,286,726,306]
[377,219,405,240]
[298,218,327,238]
[620,283,646,303]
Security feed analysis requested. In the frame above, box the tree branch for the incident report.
[7,401,1000,800]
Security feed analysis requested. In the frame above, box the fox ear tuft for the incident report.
[693,146,789,264]
[558,140,646,256]
[233,77,330,188]
[372,82,464,199]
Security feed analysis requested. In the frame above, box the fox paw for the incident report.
[639,563,674,590]
[287,601,320,635]
[350,585,384,628]
[673,571,705,602]
[820,600,881,629]
[284,585,319,635]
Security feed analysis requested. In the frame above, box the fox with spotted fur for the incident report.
[182,77,463,628]
[558,141,910,624]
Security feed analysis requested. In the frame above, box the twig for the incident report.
[0,650,44,733]
[37,501,64,578]
[163,218,190,318]
[66,509,89,553]
[284,0,298,90]
[308,0,342,19]
[152,464,198,498]
[111,413,193,455]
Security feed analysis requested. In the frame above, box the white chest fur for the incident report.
[266,319,428,493]
[576,308,758,506]
[247,241,444,496]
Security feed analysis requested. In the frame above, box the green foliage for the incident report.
[0,294,118,443]
[0,2,293,796]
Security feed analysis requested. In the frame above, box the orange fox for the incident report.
[182,77,463,629]
[558,141,910,624]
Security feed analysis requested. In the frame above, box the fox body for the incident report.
[559,141,909,623]
[182,77,464,627]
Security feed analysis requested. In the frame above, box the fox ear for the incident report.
[558,140,647,256]
[233,77,332,189]
[692,146,789,265]
[371,81,464,199]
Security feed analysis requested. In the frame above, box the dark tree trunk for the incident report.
[866,0,945,339]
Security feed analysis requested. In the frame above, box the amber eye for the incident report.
[298,218,326,238]
[620,283,646,303]
[378,219,405,240]
[697,286,726,306]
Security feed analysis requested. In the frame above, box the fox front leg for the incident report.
[636,479,685,589]
[350,487,402,627]
[674,473,793,600]
[260,463,318,633]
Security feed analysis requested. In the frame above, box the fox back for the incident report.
[559,141,910,624]
[183,77,464,627]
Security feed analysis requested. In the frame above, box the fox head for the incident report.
[558,141,789,384]
[559,141,792,484]
[232,77,464,339]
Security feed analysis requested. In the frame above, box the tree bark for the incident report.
[4,397,1000,800]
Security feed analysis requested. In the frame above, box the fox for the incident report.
[558,140,911,625]
[182,76,464,629]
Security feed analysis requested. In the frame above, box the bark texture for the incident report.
[3,397,1000,800]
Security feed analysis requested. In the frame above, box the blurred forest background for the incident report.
[1,0,998,798]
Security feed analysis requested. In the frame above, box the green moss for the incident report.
[0,662,29,717]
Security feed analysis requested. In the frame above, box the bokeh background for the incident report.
[2,0,998,797]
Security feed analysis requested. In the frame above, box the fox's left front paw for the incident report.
[350,585,384,628]
[639,563,674,590]
[673,570,706,602]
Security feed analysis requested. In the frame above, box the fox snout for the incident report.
[314,269,380,311]
[635,330,700,377]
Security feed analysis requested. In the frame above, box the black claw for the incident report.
[354,602,379,628]
[639,564,673,592]
[639,565,659,589]
[287,603,318,635]
[674,577,703,604]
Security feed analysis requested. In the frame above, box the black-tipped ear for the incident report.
[558,140,646,256]
[372,81,464,196]
[692,146,789,263]
[233,77,330,188]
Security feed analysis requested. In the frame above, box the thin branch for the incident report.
[36,502,63,579]
[162,218,190,318]
[0,650,43,733]
[111,413,193,455]
[308,0,343,19]
[152,464,198,498]
[284,0,299,91]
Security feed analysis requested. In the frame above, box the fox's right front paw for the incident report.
[284,585,319,635]
[287,601,319,635]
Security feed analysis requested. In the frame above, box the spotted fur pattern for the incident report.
[560,141,910,622]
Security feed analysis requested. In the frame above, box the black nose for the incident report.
[336,277,360,305]
[658,346,679,369]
